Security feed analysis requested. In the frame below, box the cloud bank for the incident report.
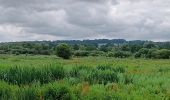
[0,0,170,42]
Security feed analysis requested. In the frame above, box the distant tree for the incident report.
[73,44,79,50]
[143,42,158,49]
[15,52,20,55]
[136,48,149,58]
[74,50,89,57]
[107,52,114,57]
[56,43,72,59]
[121,44,130,51]
[130,45,142,53]
[89,51,105,56]
[79,45,86,50]
[85,45,97,51]
[134,52,141,58]
[99,45,110,52]
[114,51,131,58]
[145,49,157,58]
[0,50,5,54]
[153,49,170,59]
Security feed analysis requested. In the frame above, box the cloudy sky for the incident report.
[0,0,170,42]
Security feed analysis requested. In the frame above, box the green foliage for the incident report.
[74,50,105,57]
[135,48,170,59]
[107,52,114,57]
[56,43,72,59]
[121,44,131,51]
[69,65,127,85]
[82,85,115,100]
[1,40,170,59]
[0,81,16,100]
[88,69,119,85]
[114,51,131,58]
[0,56,169,99]
[143,42,158,49]
[99,45,111,52]
[85,45,97,51]
[73,44,80,50]
[0,65,65,85]
[43,83,73,100]
[153,49,170,59]
[88,51,105,56]
[17,84,40,100]
[74,50,89,57]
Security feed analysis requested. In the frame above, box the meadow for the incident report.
[0,55,169,100]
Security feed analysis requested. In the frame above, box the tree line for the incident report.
[1,39,170,59]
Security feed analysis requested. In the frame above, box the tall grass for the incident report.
[68,65,131,85]
[0,56,169,99]
[0,65,65,85]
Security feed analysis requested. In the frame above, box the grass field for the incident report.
[0,55,170,100]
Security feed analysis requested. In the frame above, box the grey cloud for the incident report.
[0,0,170,41]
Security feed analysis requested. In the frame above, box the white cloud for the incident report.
[0,0,170,41]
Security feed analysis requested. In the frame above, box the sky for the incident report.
[0,0,170,42]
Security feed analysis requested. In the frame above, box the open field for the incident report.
[0,55,170,100]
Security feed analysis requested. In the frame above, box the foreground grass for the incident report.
[0,55,169,100]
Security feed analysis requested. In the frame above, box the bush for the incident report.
[15,52,20,55]
[114,51,131,58]
[134,48,149,58]
[56,43,72,59]
[0,50,6,54]
[153,49,170,59]
[74,51,89,57]
[107,52,114,57]
[135,48,170,59]
[134,52,141,58]
[89,51,105,56]
[43,83,73,100]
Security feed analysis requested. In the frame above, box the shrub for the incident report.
[114,51,131,58]
[0,50,6,54]
[56,43,72,59]
[43,83,73,100]
[89,51,105,57]
[134,52,141,58]
[135,48,149,58]
[107,52,114,57]
[15,52,20,55]
[74,51,89,57]
[153,49,170,59]
[135,48,170,59]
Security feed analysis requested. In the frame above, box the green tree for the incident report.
[121,44,130,51]
[143,42,158,49]
[153,49,170,59]
[114,51,131,58]
[56,43,72,59]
